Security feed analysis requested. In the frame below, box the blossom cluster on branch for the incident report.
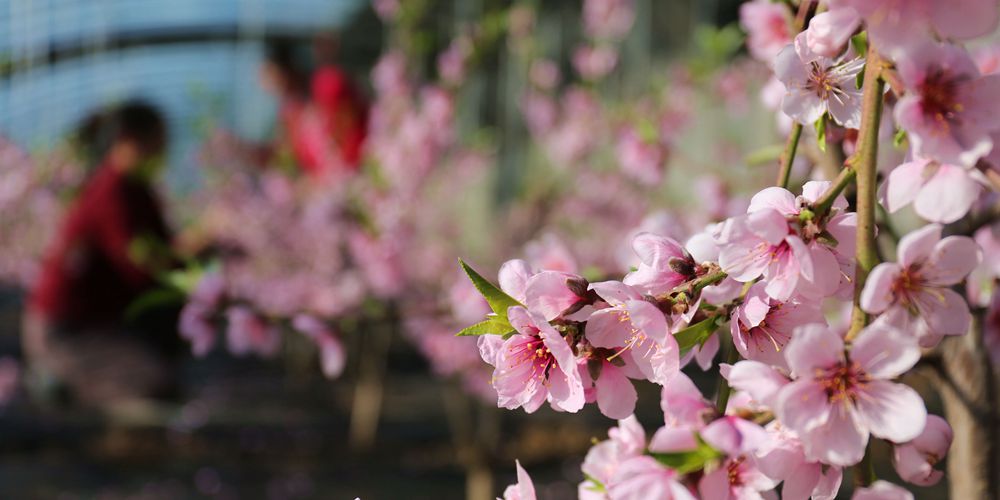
[456,0,1000,498]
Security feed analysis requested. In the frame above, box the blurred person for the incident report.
[258,36,368,179]
[23,100,179,408]
[311,32,369,170]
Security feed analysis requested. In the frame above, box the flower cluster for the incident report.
[459,1,1000,498]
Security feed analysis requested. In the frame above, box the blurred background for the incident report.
[0,0,946,499]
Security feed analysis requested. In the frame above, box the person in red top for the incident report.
[311,33,368,169]
[258,36,368,179]
[23,101,178,407]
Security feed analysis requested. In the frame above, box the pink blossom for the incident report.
[180,302,217,357]
[586,281,679,385]
[740,0,793,64]
[718,184,852,301]
[606,456,695,500]
[861,224,981,347]
[774,323,926,466]
[882,158,983,224]
[581,359,639,419]
[729,282,826,370]
[583,0,635,41]
[851,480,914,500]
[479,306,585,413]
[581,415,646,490]
[837,0,999,53]
[721,361,790,411]
[574,45,619,80]
[655,373,714,452]
[525,234,580,274]
[893,414,952,486]
[501,460,536,500]
[616,127,668,185]
[698,454,778,500]
[804,8,861,58]
[225,306,282,358]
[623,233,696,296]
[529,59,561,90]
[754,422,843,500]
[292,314,347,379]
[774,33,865,128]
[894,43,1000,167]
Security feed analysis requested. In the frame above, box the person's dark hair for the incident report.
[264,37,308,95]
[74,100,167,163]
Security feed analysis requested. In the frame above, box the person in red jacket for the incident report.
[258,36,368,179]
[311,33,368,169]
[23,101,178,407]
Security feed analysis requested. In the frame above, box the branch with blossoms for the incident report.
[457,0,1000,498]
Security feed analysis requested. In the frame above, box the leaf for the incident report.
[125,287,186,322]
[456,316,515,337]
[459,259,524,320]
[650,440,723,474]
[851,32,868,60]
[814,115,827,153]
[674,316,721,353]
[582,474,607,493]
[893,128,908,149]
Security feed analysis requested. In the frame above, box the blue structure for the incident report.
[0,0,368,191]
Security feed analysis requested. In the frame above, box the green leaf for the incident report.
[650,439,723,474]
[456,316,515,337]
[674,316,721,353]
[459,259,524,320]
[814,115,827,153]
[851,32,868,60]
[125,287,186,322]
[893,128,908,149]
[582,474,607,493]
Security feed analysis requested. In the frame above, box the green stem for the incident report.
[776,123,803,189]
[812,166,856,217]
[692,270,728,294]
[845,44,886,341]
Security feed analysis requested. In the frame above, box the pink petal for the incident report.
[697,467,732,500]
[850,320,921,379]
[801,403,868,466]
[897,224,942,268]
[776,379,832,433]
[852,480,915,500]
[649,426,699,453]
[627,300,669,345]
[914,287,972,337]
[748,187,799,216]
[524,271,582,320]
[860,263,903,314]
[784,324,843,377]
[499,259,533,303]
[747,208,792,245]
[856,380,927,444]
[591,280,643,305]
[931,0,1000,40]
[586,308,631,348]
[923,235,983,286]
[738,282,771,327]
[780,462,821,500]
[721,361,789,409]
[596,364,638,420]
[514,460,537,500]
[913,414,953,456]
[883,160,928,214]
[913,164,981,223]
